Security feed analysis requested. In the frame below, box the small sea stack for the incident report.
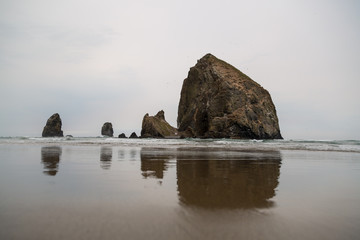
[177,53,282,139]
[118,133,127,138]
[101,122,113,137]
[42,113,64,137]
[129,132,138,138]
[141,110,178,138]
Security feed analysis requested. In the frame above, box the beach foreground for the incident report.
[0,139,359,240]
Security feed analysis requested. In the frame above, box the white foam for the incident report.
[1,137,360,153]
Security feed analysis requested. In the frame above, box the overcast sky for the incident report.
[0,0,359,139]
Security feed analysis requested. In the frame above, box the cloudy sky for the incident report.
[0,0,359,139]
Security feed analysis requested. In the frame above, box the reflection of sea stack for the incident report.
[42,113,64,137]
[101,122,113,137]
[41,146,62,176]
[178,54,282,139]
[176,149,281,209]
[140,148,175,179]
[100,147,112,170]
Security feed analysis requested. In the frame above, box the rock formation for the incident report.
[101,122,113,137]
[42,113,64,137]
[177,53,282,139]
[141,110,178,138]
[118,133,127,138]
[129,132,138,138]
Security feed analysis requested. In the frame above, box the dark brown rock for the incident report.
[129,132,138,138]
[141,110,178,138]
[101,122,113,137]
[42,113,64,137]
[178,53,282,139]
[118,133,127,138]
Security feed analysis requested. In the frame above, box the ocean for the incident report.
[1,136,360,152]
[1,137,360,239]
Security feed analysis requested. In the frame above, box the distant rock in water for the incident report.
[141,110,178,138]
[101,122,113,137]
[42,113,64,137]
[129,132,138,138]
[178,53,282,139]
[118,133,127,138]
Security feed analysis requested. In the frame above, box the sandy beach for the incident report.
[0,140,359,240]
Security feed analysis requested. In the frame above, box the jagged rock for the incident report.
[178,54,282,139]
[141,110,178,138]
[129,132,138,138]
[101,122,113,137]
[42,113,64,137]
[118,133,127,138]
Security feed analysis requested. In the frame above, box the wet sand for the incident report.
[0,144,359,239]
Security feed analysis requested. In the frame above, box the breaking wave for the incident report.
[1,137,360,153]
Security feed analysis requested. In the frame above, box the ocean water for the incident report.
[0,137,360,240]
[1,136,360,152]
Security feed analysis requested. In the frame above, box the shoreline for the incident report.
[0,137,359,153]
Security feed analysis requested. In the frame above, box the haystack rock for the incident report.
[42,113,64,137]
[141,110,178,138]
[178,54,282,139]
[101,122,113,137]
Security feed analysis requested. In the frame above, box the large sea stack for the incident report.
[141,110,178,138]
[42,113,64,137]
[178,54,282,139]
[101,122,114,137]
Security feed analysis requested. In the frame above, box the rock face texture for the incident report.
[141,110,178,138]
[42,113,64,137]
[101,122,113,137]
[178,54,282,139]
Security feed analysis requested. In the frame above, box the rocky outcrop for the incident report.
[178,53,282,139]
[42,113,64,137]
[118,133,127,138]
[129,132,139,138]
[101,122,113,137]
[141,110,178,138]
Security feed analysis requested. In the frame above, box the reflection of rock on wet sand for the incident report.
[41,146,62,176]
[140,148,175,179]
[176,148,282,209]
[140,147,281,209]
[100,147,112,170]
